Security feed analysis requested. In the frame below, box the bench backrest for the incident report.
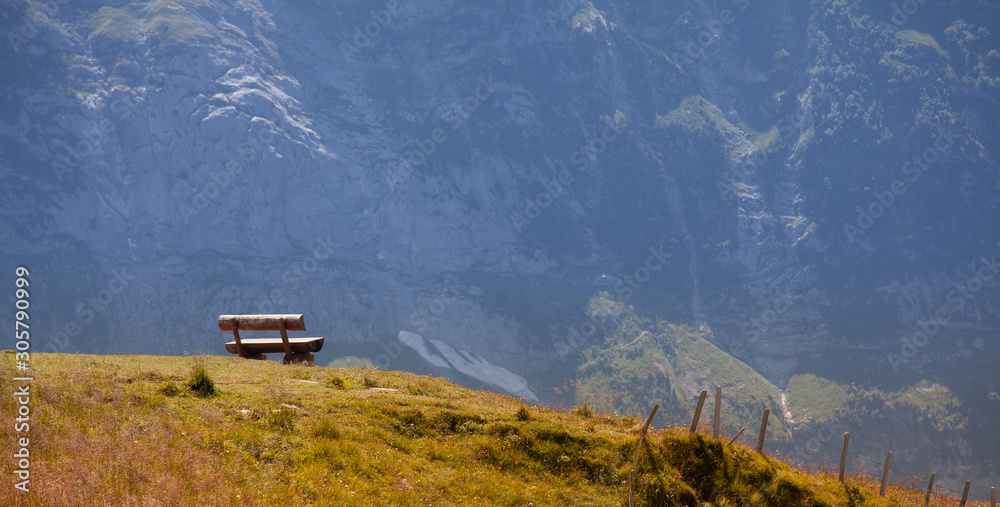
[219,314,308,358]
[218,314,306,331]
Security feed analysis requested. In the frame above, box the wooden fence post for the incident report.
[838,432,849,482]
[713,386,721,439]
[628,403,659,507]
[727,427,745,445]
[959,480,970,507]
[689,390,707,433]
[924,472,934,505]
[756,409,769,454]
[879,451,892,497]
[990,485,995,507]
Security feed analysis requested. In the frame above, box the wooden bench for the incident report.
[218,314,324,365]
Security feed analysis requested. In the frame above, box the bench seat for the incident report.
[224,336,324,355]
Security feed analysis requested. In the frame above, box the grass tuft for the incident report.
[515,405,531,421]
[267,409,295,433]
[325,376,348,389]
[311,417,341,439]
[187,361,216,397]
[158,381,181,397]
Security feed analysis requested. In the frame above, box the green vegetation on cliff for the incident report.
[574,293,790,448]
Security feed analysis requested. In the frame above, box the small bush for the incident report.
[188,363,216,397]
[326,376,348,389]
[515,406,531,421]
[158,381,181,397]
[575,401,592,419]
[363,376,378,388]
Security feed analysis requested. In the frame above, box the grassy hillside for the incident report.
[0,353,991,506]
[573,296,790,448]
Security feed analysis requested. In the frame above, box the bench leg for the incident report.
[283,352,314,366]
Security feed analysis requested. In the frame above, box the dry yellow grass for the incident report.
[0,352,992,506]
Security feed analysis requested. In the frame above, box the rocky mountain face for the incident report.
[2,0,998,491]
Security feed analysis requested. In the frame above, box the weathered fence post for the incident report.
[959,480,970,507]
[990,485,995,507]
[756,409,769,454]
[924,472,934,505]
[628,403,659,507]
[727,427,745,445]
[838,432,849,482]
[879,451,892,497]
[713,385,721,438]
[689,390,707,433]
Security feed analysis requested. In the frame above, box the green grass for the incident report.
[670,324,791,446]
[738,120,780,151]
[658,95,758,165]
[786,348,991,484]
[88,6,140,41]
[575,295,791,448]
[0,353,990,506]
[786,374,849,424]
[146,0,212,46]
[884,380,966,432]
[895,29,946,56]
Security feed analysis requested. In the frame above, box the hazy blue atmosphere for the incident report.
[2,0,998,496]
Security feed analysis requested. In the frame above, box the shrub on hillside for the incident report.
[188,362,216,397]
[515,406,531,421]
[325,376,348,389]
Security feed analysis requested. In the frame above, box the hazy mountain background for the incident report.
[2,0,998,494]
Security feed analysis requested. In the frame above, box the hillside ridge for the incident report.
[1,352,992,506]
